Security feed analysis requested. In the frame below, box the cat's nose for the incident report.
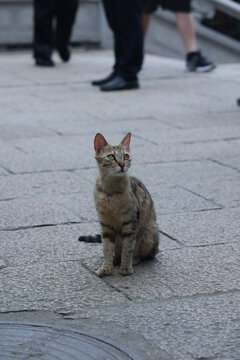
[118,162,125,169]
[117,162,125,172]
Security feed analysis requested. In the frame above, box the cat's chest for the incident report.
[95,192,131,223]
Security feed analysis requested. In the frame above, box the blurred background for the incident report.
[0,0,239,63]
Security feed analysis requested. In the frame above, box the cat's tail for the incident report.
[78,234,102,243]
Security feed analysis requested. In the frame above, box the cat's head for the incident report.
[94,133,132,177]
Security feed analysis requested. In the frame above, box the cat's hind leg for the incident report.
[139,225,159,261]
[132,256,141,265]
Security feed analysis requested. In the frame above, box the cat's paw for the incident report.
[97,267,112,277]
[120,266,133,276]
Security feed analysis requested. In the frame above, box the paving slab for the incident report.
[0,171,91,200]
[0,135,96,173]
[151,185,220,215]
[0,258,7,269]
[0,132,164,173]
[0,196,81,231]
[0,122,56,141]
[82,137,240,164]
[60,291,240,360]
[136,138,240,163]
[0,167,8,175]
[182,178,240,208]
[0,50,239,360]
[53,192,97,222]
[155,111,240,129]
[0,223,101,268]
[211,155,240,172]
[135,123,240,144]
[0,261,127,313]
[83,242,240,300]
[78,160,239,199]
[44,116,172,138]
[99,159,238,187]
[159,208,240,246]
[1,221,181,268]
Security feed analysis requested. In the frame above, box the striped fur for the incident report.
[92,133,159,277]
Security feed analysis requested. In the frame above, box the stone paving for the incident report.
[0,49,240,360]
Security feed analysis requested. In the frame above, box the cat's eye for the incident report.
[107,154,115,160]
[124,154,130,160]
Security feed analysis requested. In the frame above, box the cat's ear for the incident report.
[94,133,108,153]
[120,133,131,150]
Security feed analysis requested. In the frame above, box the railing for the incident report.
[208,0,240,20]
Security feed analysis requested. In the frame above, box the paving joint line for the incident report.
[0,220,95,232]
[0,197,18,202]
[81,262,133,301]
[0,167,96,177]
[184,241,240,249]
[0,166,14,174]
[182,136,240,145]
[159,230,185,247]
[177,184,223,208]
[209,158,240,174]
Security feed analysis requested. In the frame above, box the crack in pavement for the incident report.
[81,262,133,302]
[0,221,88,232]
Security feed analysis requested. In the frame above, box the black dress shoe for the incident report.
[35,57,55,67]
[91,72,116,86]
[57,46,71,62]
[100,75,139,91]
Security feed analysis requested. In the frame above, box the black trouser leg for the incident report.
[56,0,78,50]
[115,0,143,79]
[34,0,55,59]
[102,0,118,72]
[102,0,143,79]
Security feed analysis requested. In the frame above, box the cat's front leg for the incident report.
[97,232,115,277]
[120,233,136,276]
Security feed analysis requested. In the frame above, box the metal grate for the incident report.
[0,322,142,360]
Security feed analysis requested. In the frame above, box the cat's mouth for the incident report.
[116,167,126,175]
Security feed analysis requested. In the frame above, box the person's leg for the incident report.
[114,0,143,80]
[100,0,143,90]
[141,0,159,36]
[102,0,116,33]
[176,12,197,53]
[176,11,215,72]
[91,0,118,86]
[142,13,151,36]
[102,0,119,71]
[34,0,55,64]
[56,0,78,61]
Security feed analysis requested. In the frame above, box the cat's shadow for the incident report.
[83,255,162,280]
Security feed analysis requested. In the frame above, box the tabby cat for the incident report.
[79,133,159,277]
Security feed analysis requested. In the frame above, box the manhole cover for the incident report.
[0,322,142,360]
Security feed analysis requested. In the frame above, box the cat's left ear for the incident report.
[120,133,131,150]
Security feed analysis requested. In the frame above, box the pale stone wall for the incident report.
[0,0,239,63]
[0,0,100,46]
